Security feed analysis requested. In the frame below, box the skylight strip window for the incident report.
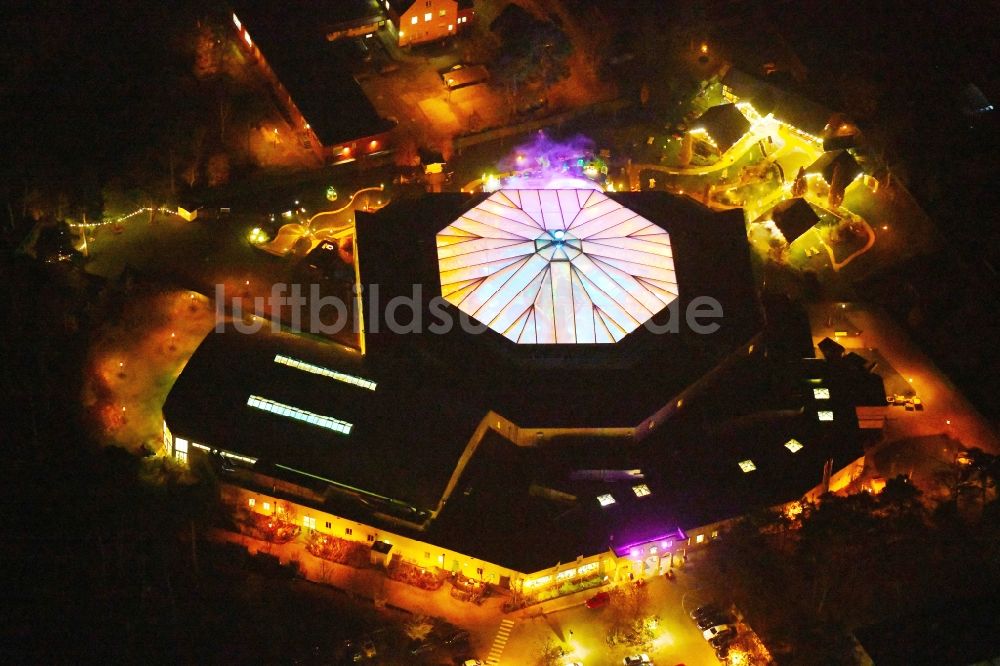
[632,484,651,497]
[273,354,377,391]
[784,438,804,453]
[247,394,352,435]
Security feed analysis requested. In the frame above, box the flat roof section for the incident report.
[162,326,483,512]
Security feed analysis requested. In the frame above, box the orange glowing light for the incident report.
[369,140,378,149]
[700,43,709,54]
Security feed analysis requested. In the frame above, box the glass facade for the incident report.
[437,190,678,344]
[273,354,376,390]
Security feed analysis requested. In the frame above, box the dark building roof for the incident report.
[389,0,471,14]
[233,1,394,146]
[761,295,815,360]
[163,326,483,514]
[162,189,883,572]
[770,197,819,243]
[353,191,762,429]
[427,345,868,572]
[693,103,751,153]
[722,68,835,137]
[817,336,846,360]
[807,149,863,186]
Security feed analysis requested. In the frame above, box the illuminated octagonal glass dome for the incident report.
[436,189,678,344]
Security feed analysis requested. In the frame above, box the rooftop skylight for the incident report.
[813,387,830,399]
[247,395,353,435]
[632,484,651,497]
[274,354,377,390]
[784,439,804,453]
[738,459,757,473]
[597,493,616,507]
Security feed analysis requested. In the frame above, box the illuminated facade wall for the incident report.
[222,484,616,592]
[437,190,678,344]
[394,0,459,47]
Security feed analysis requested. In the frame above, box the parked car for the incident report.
[697,613,731,630]
[703,625,735,641]
[709,630,737,649]
[690,603,721,620]
[443,629,470,645]
[409,640,439,655]
[623,654,653,665]
[586,591,611,608]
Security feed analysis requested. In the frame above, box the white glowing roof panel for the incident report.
[436,190,678,343]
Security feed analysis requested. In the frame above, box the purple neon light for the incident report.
[613,528,688,558]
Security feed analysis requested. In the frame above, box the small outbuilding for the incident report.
[771,197,820,243]
[691,103,751,153]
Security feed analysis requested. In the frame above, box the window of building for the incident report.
[448,24,453,31]
[303,516,316,530]
[476,567,483,575]
[439,9,446,16]
[738,459,756,473]
[424,12,432,22]
[248,498,256,508]
[632,483,651,498]
[345,527,353,536]
[785,438,804,453]
[174,438,188,464]
[411,16,418,25]
[424,552,430,560]
[597,493,616,507]
[712,530,719,539]
[695,534,705,543]
[367,534,375,542]
[817,410,834,421]
[262,502,271,512]
[273,355,376,391]
[246,395,352,435]
[813,387,830,400]
[325,521,332,529]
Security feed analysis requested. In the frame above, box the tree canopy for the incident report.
[490,5,573,91]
